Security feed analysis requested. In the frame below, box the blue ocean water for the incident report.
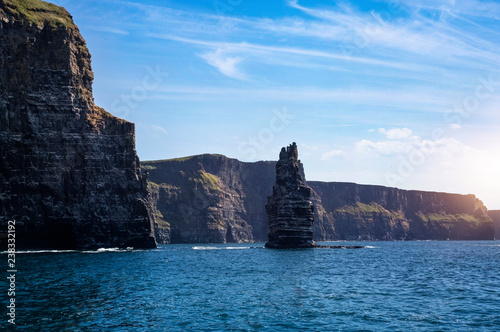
[2,241,500,331]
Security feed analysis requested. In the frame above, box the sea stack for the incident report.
[265,143,315,248]
[0,0,156,249]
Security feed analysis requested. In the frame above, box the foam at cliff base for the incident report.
[192,246,253,250]
[1,247,137,255]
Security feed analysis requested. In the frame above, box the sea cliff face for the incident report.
[309,182,493,241]
[144,155,274,244]
[487,211,500,239]
[0,0,156,249]
[144,154,494,243]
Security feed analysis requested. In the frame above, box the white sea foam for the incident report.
[1,249,78,255]
[83,247,135,254]
[192,246,252,250]
[0,247,137,255]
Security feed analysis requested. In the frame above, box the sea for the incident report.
[2,241,500,331]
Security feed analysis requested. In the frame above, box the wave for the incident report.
[0,247,136,255]
[1,249,79,255]
[192,246,253,250]
[82,247,135,254]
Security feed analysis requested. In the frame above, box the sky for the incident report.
[52,0,500,209]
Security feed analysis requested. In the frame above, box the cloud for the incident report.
[151,125,168,135]
[199,49,247,80]
[398,0,500,19]
[379,127,413,139]
[322,149,344,160]
[355,129,462,158]
[285,1,500,66]
[148,34,433,72]
[90,26,129,35]
[150,85,451,113]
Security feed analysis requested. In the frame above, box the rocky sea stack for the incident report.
[0,0,156,249]
[265,143,316,248]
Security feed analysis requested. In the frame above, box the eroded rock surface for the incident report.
[265,143,315,248]
[0,0,156,249]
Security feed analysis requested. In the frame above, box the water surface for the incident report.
[3,241,500,331]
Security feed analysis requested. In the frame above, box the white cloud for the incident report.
[398,0,500,19]
[148,34,433,72]
[199,49,247,80]
[379,127,413,139]
[354,130,462,158]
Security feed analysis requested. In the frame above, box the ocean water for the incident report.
[3,241,500,331]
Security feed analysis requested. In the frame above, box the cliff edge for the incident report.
[0,0,156,249]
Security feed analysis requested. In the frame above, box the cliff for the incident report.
[265,143,315,248]
[0,0,156,249]
[487,211,500,239]
[144,154,494,243]
[143,155,274,244]
[309,182,493,241]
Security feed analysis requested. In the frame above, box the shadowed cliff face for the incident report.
[144,153,494,243]
[0,0,156,249]
[487,211,500,239]
[309,182,494,241]
[143,155,275,244]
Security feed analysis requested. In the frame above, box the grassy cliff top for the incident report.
[1,0,74,28]
[142,154,231,165]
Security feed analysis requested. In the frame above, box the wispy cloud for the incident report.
[148,33,439,73]
[198,49,247,80]
[89,26,130,35]
[286,0,500,65]
[149,85,455,112]
[398,0,500,19]
[150,125,168,135]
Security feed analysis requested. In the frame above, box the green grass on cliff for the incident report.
[336,202,389,214]
[418,212,481,224]
[2,0,73,28]
[189,171,220,191]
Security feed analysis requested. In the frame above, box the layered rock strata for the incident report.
[144,154,494,243]
[0,0,156,249]
[265,143,315,248]
[143,155,274,244]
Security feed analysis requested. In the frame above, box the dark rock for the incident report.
[0,0,156,250]
[143,154,274,244]
[265,143,315,248]
[487,210,500,239]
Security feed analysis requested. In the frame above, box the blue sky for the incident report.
[52,0,499,209]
